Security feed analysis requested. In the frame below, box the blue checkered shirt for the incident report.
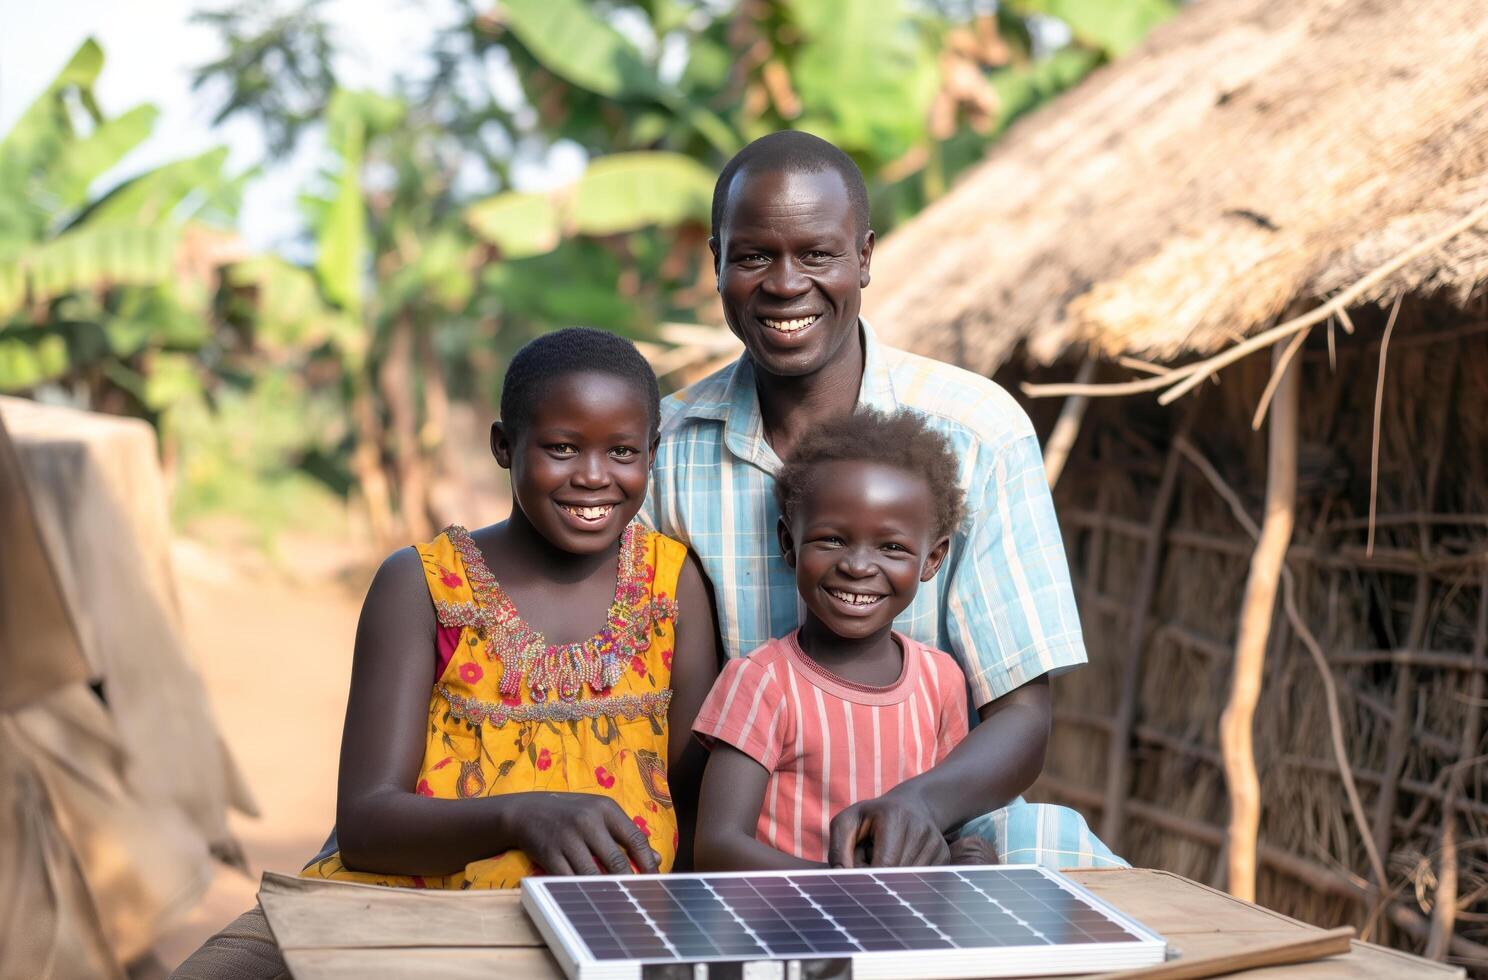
[641,320,1087,707]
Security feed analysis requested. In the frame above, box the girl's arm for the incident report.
[694,743,818,871]
[334,548,655,877]
[665,554,722,871]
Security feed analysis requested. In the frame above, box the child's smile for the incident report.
[493,371,654,556]
[781,459,949,645]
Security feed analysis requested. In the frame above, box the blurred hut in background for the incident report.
[867,0,1488,968]
[0,398,253,977]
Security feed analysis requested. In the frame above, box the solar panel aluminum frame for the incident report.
[521,865,1167,980]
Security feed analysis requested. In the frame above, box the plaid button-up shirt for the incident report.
[642,321,1086,707]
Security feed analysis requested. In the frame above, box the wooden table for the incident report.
[258,868,1463,979]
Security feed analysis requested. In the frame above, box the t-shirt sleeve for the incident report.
[692,657,788,772]
[932,652,971,763]
[946,432,1088,707]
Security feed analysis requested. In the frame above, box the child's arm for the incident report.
[334,548,656,877]
[694,744,819,871]
[665,554,722,871]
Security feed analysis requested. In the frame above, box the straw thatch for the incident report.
[865,0,1488,371]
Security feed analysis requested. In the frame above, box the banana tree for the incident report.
[463,0,1178,318]
[0,38,251,408]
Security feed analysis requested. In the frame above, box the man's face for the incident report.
[712,167,874,379]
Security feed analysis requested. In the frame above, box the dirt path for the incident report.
[150,537,370,969]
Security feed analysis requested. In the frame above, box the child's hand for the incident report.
[827,794,949,868]
[508,792,659,876]
[945,835,998,866]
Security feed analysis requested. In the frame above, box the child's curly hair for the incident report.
[775,408,967,540]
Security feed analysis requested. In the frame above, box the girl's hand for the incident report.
[508,792,659,876]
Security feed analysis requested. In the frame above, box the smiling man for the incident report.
[643,131,1123,869]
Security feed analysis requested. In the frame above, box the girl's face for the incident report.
[492,371,656,556]
[778,459,949,641]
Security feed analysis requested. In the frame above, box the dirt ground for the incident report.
[149,534,373,970]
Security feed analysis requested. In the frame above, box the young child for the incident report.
[305,327,718,887]
[692,407,987,870]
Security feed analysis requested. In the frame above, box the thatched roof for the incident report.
[865,0,1488,376]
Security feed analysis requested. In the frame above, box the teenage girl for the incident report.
[306,327,718,886]
[692,408,993,870]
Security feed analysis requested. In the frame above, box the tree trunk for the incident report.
[379,315,432,543]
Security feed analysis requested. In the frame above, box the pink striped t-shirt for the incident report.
[693,630,969,863]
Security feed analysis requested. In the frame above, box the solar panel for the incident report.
[521,865,1167,979]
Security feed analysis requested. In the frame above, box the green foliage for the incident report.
[466,192,561,259]
[785,0,940,158]
[1,2,1177,544]
[467,151,713,258]
[499,0,664,101]
[1018,0,1177,57]
[190,0,338,156]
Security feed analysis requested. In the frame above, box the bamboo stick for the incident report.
[1053,709,1488,821]
[1103,421,1188,850]
[1371,575,1431,876]
[1428,568,1488,959]
[1044,359,1097,489]
[1219,345,1298,902]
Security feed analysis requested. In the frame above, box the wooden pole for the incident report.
[1084,927,1354,980]
[1220,344,1298,902]
[1043,359,1097,489]
[1427,566,1488,959]
[1101,417,1188,849]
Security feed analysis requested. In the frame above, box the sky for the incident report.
[0,0,584,251]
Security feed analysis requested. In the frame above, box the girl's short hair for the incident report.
[499,327,661,436]
[775,408,967,539]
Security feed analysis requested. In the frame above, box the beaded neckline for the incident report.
[441,523,676,703]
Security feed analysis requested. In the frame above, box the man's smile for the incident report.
[760,313,822,335]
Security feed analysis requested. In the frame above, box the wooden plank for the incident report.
[259,872,539,950]
[283,947,560,980]
[1084,927,1353,979]
[263,869,1464,979]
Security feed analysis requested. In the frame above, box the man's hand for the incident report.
[827,792,948,868]
[946,835,998,866]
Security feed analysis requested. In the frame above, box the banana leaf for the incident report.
[0,333,68,392]
[81,147,233,228]
[499,0,663,101]
[569,152,713,236]
[785,0,938,158]
[1018,0,1176,57]
[466,192,561,260]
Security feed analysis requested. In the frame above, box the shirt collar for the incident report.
[683,317,899,473]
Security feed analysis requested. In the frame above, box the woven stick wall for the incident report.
[1011,298,1488,971]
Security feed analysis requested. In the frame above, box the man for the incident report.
[644,131,1122,869]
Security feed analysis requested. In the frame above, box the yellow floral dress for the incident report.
[304,521,684,888]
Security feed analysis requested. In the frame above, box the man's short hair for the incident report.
[710,131,871,245]
[775,408,967,540]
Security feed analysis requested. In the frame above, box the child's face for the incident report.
[779,459,950,641]
[492,371,655,555]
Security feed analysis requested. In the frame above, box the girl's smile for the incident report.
[492,371,655,556]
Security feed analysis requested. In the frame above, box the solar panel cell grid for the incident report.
[533,866,1159,977]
